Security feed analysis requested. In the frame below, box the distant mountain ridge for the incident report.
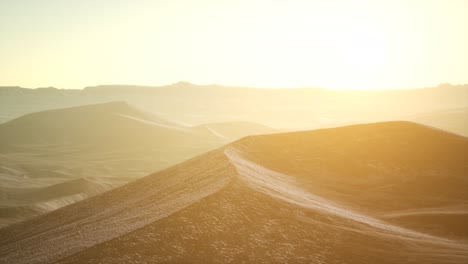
[2,81,466,91]
[1,83,467,131]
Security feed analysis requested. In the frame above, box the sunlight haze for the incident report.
[1,2,468,262]
[0,0,467,90]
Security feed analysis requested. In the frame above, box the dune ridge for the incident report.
[225,147,467,250]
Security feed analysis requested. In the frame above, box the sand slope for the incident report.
[0,121,467,263]
[0,102,226,227]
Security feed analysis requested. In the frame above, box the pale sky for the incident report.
[0,0,467,90]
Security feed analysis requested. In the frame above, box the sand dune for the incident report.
[0,101,215,148]
[0,102,227,227]
[225,148,465,251]
[0,150,234,264]
[1,177,114,205]
[1,121,467,263]
[0,102,275,227]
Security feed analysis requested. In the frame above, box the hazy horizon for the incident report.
[1,0,467,90]
[1,81,468,91]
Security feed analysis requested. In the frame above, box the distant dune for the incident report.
[0,102,231,227]
[196,121,276,140]
[0,101,211,148]
[1,121,467,263]
[404,107,468,137]
[0,177,115,227]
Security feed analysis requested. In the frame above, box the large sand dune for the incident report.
[1,121,467,263]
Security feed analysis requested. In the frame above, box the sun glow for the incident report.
[0,0,467,90]
[318,27,392,90]
[217,5,398,90]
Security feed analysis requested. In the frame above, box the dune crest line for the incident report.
[224,147,468,252]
